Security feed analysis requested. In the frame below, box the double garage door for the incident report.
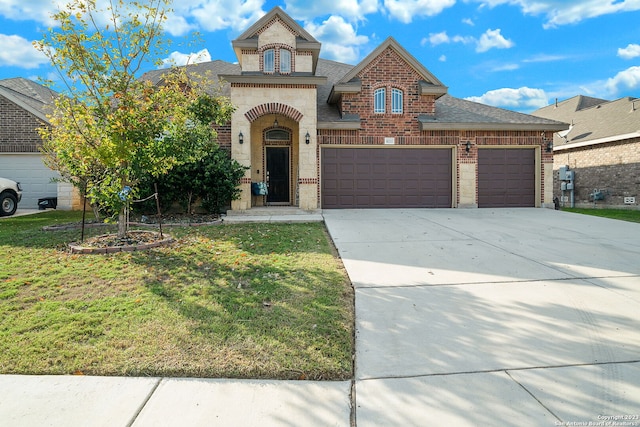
[321,147,535,209]
[322,147,452,209]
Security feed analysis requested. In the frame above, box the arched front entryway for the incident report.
[244,103,303,208]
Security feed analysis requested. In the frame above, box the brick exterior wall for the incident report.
[214,123,231,150]
[340,47,436,136]
[0,96,47,152]
[554,137,640,208]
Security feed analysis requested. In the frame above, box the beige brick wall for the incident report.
[554,137,640,208]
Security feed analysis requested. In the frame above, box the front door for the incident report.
[266,147,290,204]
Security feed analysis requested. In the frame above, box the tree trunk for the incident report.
[118,210,127,238]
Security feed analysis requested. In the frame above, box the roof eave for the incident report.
[554,131,640,151]
[419,82,448,99]
[327,81,362,104]
[420,121,570,132]
[317,120,362,130]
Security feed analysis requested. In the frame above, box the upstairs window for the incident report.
[374,88,386,113]
[280,49,291,73]
[392,88,403,114]
[264,49,275,73]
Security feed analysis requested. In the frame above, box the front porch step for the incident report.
[223,207,323,223]
[225,207,320,216]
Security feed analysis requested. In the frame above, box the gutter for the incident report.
[554,131,640,151]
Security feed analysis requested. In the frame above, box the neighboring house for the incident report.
[533,96,640,209]
[0,78,75,209]
[149,6,569,211]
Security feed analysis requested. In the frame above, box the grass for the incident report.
[562,207,640,224]
[0,211,353,380]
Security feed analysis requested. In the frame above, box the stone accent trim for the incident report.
[245,102,304,123]
[298,178,318,184]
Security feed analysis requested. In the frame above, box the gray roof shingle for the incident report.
[0,77,58,122]
[533,95,640,145]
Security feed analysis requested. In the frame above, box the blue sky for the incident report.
[1,0,639,112]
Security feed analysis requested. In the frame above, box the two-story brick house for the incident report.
[207,6,568,211]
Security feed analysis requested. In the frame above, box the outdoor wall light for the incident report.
[465,141,471,152]
[273,116,279,128]
[305,132,310,144]
[542,132,553,152]
[238,132,244,144]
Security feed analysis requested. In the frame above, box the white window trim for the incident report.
[374,88,386,113]
[264,49,275,73]
[392,88,403,114]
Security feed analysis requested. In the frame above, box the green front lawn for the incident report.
[562,207,640,224]
[0,211,353,380]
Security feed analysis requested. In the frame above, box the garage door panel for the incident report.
[322,148,452,209]
[478,148,535,208]
[0,154,59,209]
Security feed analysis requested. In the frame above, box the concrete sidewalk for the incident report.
[0,376,351,426]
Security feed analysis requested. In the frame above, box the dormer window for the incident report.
[374,88,386,113]
[280,49,291,73]
[264,49,275,73]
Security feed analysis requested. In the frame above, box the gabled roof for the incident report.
[328,37,448,104]
[0,77,58,123]
[232,6,321,71]
[532,95,640,149]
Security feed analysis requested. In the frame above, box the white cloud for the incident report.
[305,15,369,63]
[164,14,197,37]
[462,17,475,26]
[160,48,212,68]
[383,0,456,23]
[0,34,49,69]
[285,0,380,21]
[618,43,640,60]
[522,53,568,63]
[188,0,266,32]
[425,31,474,46]
[439,54,447,62]
[605,66,640,95]
[476,28,514,52]
[427,31,450,46]
[465,87,549,110]
[0,0,65,25]
[470,0,640,28]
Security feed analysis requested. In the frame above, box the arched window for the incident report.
[265,129,290,141]
[392,88,403,114]
[264,49,275,73]
[374,88,386,113]
[280,49,291,73]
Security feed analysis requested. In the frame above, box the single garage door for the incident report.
[322,147,452,208]
[478,148,535,207]
[0,153,59,209]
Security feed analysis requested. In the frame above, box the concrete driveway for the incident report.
[323,208,640,427]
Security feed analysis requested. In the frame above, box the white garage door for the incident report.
[0,154,59,209]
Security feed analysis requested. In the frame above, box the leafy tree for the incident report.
[35,0,233,237]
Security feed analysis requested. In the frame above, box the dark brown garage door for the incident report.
[321,148,452,208]
[478,148,535,207]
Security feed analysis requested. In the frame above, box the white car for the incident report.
[0,177,22,216]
